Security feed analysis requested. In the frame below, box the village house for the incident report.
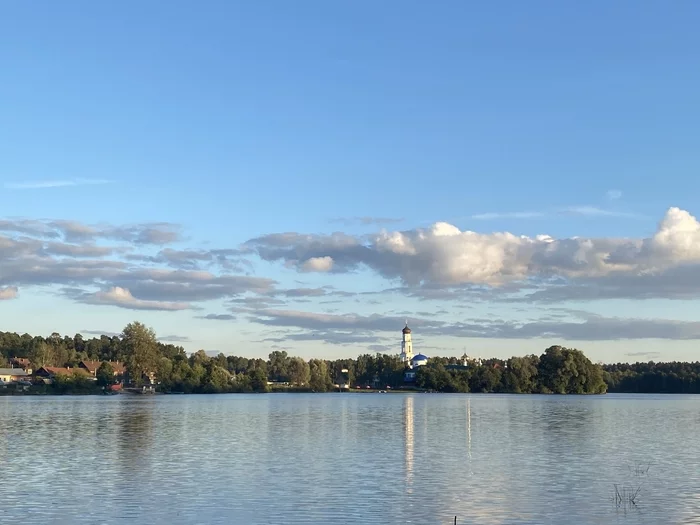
[78,360,126,377]
[34,366,93,383]
[10,357,32,372]
[0,368,31,384]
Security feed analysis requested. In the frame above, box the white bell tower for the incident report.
[400,322,413,364]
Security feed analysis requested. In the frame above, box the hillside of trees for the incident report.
[0,321,695,394]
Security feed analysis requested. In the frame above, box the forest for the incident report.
[0,321,696,394]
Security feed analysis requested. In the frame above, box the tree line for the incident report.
[413,347,606,394]
[603,361,700,394]
[0,321,695,394]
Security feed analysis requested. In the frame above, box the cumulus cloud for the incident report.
[74,287,191,311]
[301,256,334,272]
[247,207,700,301]
[7,207,700,326]
[606,190,623,201]
[0,286,18,300]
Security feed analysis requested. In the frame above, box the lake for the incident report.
[1,393,699,524]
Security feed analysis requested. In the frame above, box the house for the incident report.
[10,357,32,371]
[78,360,126,377]
[0,368,30,383]
[34,367,93,383]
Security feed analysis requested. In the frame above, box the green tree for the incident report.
[538,346,607,394]
[156,356,174,390]
[29,341,54,368]
[249,368,270,393]
[309,359,333,391]
[121,322,159,386]
[268,350,290,382]
[204,365,232,393]
[96,361,114,386]
[189,349,210,367]
[503,355,539,393]
[288,357,310,386]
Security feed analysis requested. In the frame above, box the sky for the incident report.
[2,1,700,363]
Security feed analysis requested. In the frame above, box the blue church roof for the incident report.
[412,354,428,362]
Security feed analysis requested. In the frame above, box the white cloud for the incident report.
[648,206,700,261]
[247,207,700,298]
[301,256,334,272]
[78,287,191,311]
[606,190,623,201]
[4,179,113,190]
[0,286,18,300]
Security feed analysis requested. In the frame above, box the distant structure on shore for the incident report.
[400,322,429,382]
[399,322,414,363]
[400,323,483,384]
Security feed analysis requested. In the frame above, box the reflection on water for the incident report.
[466,398,472,473]
[404,395,414,492]
[2,394,700,524]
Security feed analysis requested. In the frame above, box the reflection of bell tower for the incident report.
[404,395,414,490]
[400,322,413,364]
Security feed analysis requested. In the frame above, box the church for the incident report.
[400,322,428,383]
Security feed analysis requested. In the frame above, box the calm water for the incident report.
[2,393,700,524]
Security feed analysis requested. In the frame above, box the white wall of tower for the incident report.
[401,332,413,361]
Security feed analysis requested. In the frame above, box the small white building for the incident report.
[0,368,30,385]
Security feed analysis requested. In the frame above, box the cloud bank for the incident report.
[247,207,700,302]
[4,207,700,344]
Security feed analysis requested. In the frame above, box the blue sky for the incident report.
[2,1,700,362]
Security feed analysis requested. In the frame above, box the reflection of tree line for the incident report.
[117,400,155,474]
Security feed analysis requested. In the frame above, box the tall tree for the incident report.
[249,368,270,393]
[121,322,159,386]
[29,341,54,368]
[309,359,333,392]
[268,350,290,382]
[288,357,311,386]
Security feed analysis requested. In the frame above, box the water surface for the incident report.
[2,393,699,524]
